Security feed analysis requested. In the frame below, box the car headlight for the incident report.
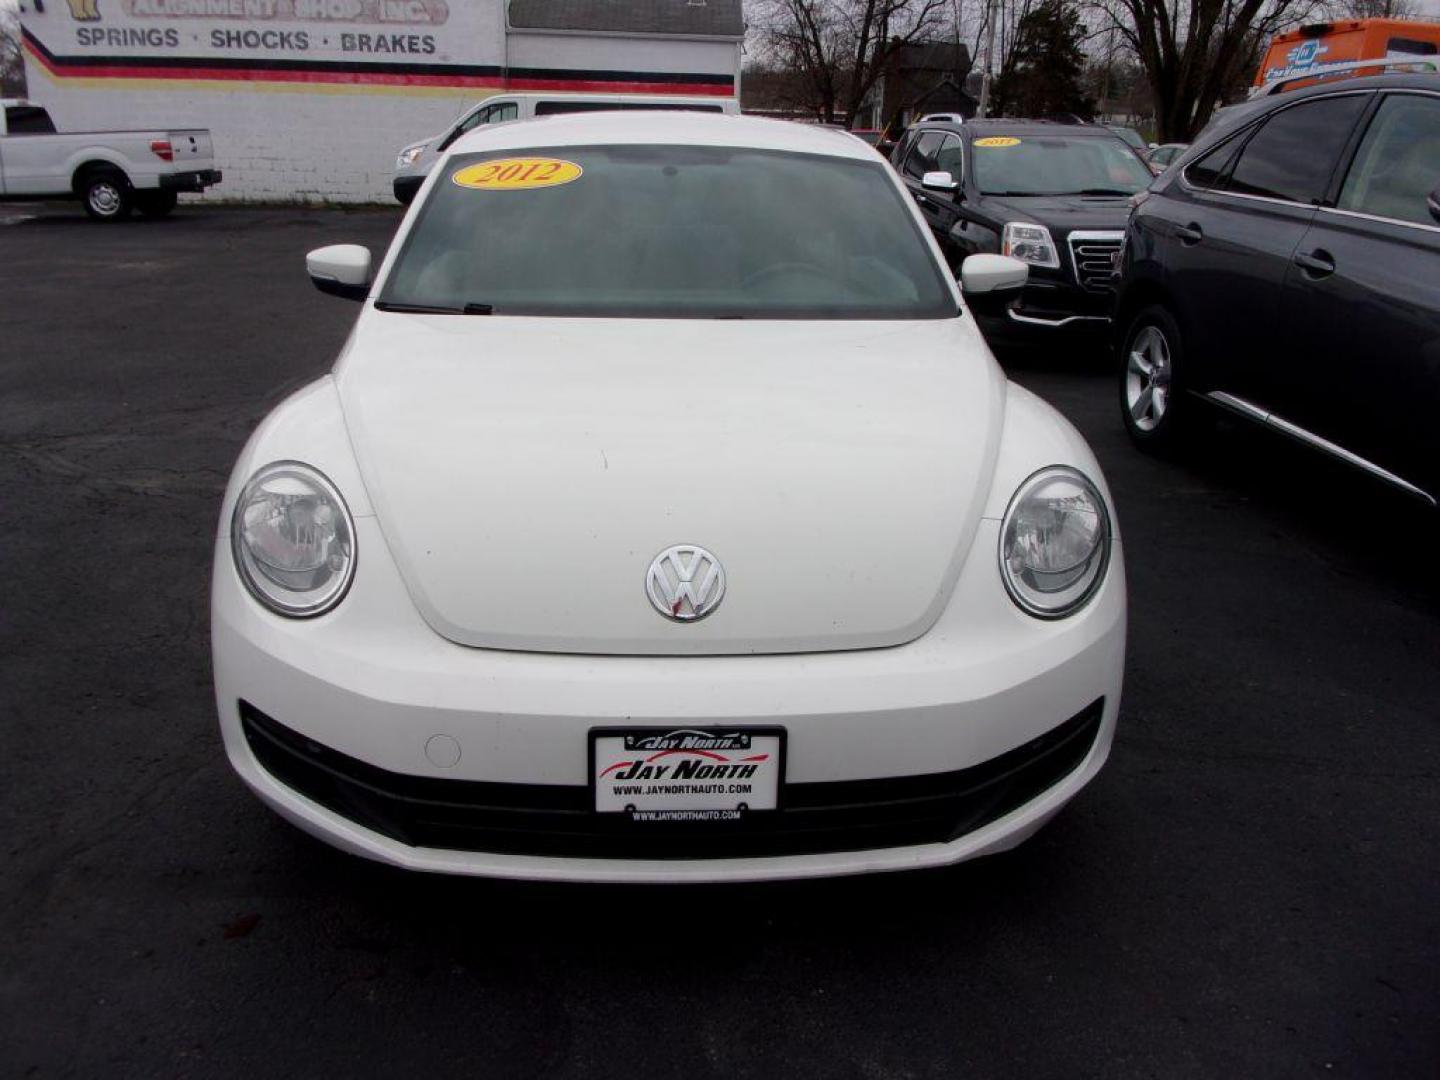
[231,461,356,617]
[1002,222,1060,269]
[396,143,427,168]
[999,466,1111,619]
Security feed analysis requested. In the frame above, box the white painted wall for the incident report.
[505,33,741,79]
[18,0,739,203]
[24,67,481,201]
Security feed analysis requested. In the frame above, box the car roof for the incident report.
[482,91,736,104]
[907,118,1127,138]
[961,119,1126,137]
[448,111,876,160]
[1202,71,1440,140]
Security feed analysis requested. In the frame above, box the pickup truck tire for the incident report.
[136,191,178,218]
[79,168,133,222]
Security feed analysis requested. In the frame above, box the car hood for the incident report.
[336,313,1005,655]
[978,194,1132,234]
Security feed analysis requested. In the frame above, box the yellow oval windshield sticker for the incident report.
[974,137,1022,148]
[452,158,583,191]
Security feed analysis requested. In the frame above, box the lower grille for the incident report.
[240,698,1104,860]
[1068,231,1124,291]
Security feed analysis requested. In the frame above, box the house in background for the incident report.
[857,41,976,132]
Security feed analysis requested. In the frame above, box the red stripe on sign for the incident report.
[645,748,728,763]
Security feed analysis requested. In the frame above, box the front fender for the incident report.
[217,375,375,540]
[980,381,1119,541]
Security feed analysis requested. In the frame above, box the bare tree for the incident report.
[1323,0,1418,16]
[1089,0,1324,142]
[1,4,26,98]
[755,0,954,124]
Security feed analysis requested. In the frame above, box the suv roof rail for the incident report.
[1252,58,1439,97]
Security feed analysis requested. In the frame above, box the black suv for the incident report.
[1115,73,1440,507]
[890,119,1154,341]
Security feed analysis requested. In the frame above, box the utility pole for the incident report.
[952,0,964,112]
[977,0,999,116]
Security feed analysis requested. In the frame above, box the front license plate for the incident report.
[591,727,784,822]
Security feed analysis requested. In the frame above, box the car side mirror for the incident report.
[960,254,1028,294]
[959,254,1028,318]
[1429,183,1440,225]
[307,244,372,301]
[922,170,959,193]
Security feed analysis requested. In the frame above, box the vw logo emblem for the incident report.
[646,545,726,622]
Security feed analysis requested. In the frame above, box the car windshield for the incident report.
[1109,126,1146,151]
[380,145,957,319]
[972,135,1153,196]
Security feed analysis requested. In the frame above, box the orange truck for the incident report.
[1254,18,1440,91]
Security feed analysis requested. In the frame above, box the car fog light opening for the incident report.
[999,466,1111,619]
[231,461,356,617]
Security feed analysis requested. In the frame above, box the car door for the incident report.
[1148,92,1370,403]
[1277,90,1440,500]
[899,131,963,266]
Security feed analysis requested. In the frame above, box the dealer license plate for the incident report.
[591,727,784,822]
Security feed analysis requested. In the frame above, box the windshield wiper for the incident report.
[373,301,465,314]
[1071,188,1135,196]
[373,301,494,315]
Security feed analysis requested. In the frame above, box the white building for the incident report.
[17,0,743,201]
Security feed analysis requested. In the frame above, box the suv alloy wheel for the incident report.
[1119,304,1190,448]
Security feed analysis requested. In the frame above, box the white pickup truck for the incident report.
[0,100,221,221]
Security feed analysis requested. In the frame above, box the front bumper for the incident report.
[393,174,423,205]
[160,169,222,193]
[999,277,1114,332]
[213,518,1126,882]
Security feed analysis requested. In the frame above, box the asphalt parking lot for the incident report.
[1,205,1436,1078]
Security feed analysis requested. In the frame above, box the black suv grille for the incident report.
[1068,232,1124,291]
[239,698,1104,860]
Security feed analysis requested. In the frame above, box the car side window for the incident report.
[458,106,492,134]
[1183,137,1238,190]
[934,134,964,183]
[5,105,57,134]
[437,105,490,151]
[1337,94,1440,227]
[902,132,945,181]
[1387,36,1437,56]
[489,103,518,123]
[1226,94,1369,204]
[889,131,915,165]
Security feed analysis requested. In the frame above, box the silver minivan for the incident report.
[392,92,740,203]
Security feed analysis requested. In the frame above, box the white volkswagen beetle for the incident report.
[212,113,1126,882]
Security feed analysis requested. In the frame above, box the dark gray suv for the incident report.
[1114,73,1440,507]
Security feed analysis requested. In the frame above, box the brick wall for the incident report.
[24,65,482,203]
[18,0,739,204]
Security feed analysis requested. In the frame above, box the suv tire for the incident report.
[1119,304,1191,449]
